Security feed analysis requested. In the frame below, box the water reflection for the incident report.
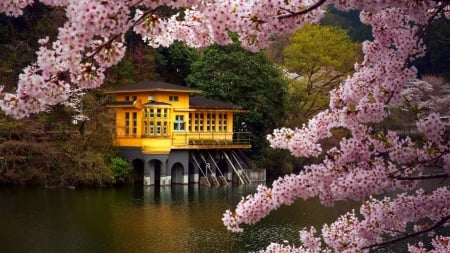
[0,184,360,253]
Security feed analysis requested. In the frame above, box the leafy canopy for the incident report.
[283,24,360,126]
[186,41,287,164]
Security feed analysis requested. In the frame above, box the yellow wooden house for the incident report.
[106,81,264,186]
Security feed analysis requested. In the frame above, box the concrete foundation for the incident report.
[120,147,265,186]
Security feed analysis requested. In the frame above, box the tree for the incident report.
[155,40,199,85]
[320,5,373,42]
[186,41,287,165]
[1,1,450,252]
[282,24,360,126]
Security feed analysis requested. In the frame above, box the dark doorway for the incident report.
[132,159,144,184]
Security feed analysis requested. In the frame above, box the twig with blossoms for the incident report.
[363,214,450,251]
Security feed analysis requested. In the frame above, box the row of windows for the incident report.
[123,112,229,137]
[188,113,227,132]
[143,121,168,136]
[125,112,137,135]
[144,108,169,119]
[141,116,184,137]
[124,95,179,102]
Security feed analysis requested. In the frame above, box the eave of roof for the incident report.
[143,101,172,107]
[104,81,202,94]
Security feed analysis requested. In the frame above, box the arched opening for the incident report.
[171,162,184,184]
[149,159,162,186]
[132,159,144,184]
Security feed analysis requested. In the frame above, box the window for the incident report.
[125,112,130,135]
[149,122,154,136]
[194,113,199,131]
[143,107,170,138]
[211,113,216,131]
[188,113,192,131]
[132,112,137,135]
[163,122,168,136]
[223,113,227,131]
[149,109,154,118]
[156,108,161,118]
[144,121,148,136]
[156,122,161,135]
[207,113,211,131]
[199,113,204,131]
[125,96,130,101]
[218,113,223,131]
[174,115,185,131]
[169,95,179,102]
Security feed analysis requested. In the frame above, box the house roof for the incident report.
[189,96,243,110]
[104,81,202,94]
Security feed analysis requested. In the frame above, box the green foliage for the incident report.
[283,24,360,126]
[0,88,119,186]
[186,41,288,165]
[414,17,450,81]
[320,5,373,42]
[284,24,358,75]
[0,140,60,184]
[110,157,132,184]
[0,3,65,90]
[105,34,158,87]
[64,149,114,186]
[155,41,199,85]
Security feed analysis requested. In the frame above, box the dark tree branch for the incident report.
[277,0,327,19]
[416,1,449,39]
[396,173,449,181]
[363,214,450,252]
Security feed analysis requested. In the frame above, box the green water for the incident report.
[0,184,359,253]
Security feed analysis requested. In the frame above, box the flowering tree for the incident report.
[1,0,449,252]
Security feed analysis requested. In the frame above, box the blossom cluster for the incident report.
[0,0,326,118]
[256,187,450,253]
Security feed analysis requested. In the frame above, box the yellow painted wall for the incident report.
[112,92,239,154]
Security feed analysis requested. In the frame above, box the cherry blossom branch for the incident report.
[395,173,449,181]
[277,0,327,19]
[85,5,166,60]
[362,214,450,251]
[416,0,450,39]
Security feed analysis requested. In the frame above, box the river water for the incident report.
[0,184,391,253]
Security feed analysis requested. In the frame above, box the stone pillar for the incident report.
[144,159,152,186]
[160,176,171,186]
[183,173,188,184]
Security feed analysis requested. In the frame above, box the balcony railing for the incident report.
[171,131,251,146]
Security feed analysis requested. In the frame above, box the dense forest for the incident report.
[0,3,448,186]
